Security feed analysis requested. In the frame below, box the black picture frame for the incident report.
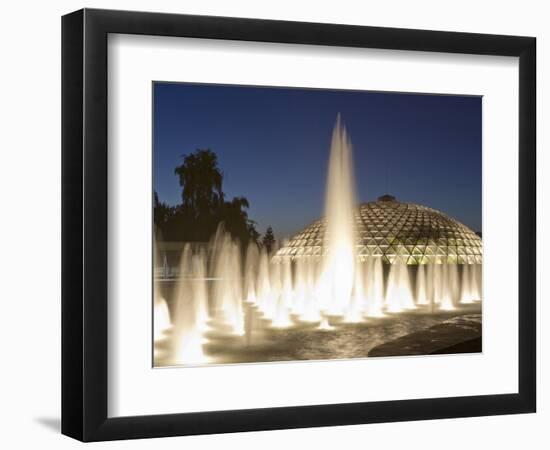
[62,8,536,442]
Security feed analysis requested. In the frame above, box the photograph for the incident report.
[152,83,483,367]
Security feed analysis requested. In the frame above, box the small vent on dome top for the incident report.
[378,194,396,202]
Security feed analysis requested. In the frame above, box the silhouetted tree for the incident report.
[153,191,172,228]
[247,221,261,243]
[262,226,276,253]
[220,197,252,242]
[156,148,259,245]
[174,149,224,219]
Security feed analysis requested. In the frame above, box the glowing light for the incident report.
[173,330,208,365]
[270,293,293,328]
[438,263,457,311]
[343,285,365,323]
[471,264,482,301]
[153,297,172,341]
[385,258,415,312]
[299,305,323,323]
[210,230,245,335]
[318,317,335,330]
[459,263,474,304]
[244,243,259,304]
[416,264,429,305]
[191,251,209,329]
[365,257,386,317]
[318,115,357,317]
[271,311,293,328]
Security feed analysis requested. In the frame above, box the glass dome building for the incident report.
[275,195,482,265]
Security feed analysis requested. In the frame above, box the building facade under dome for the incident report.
[275,195,482,265]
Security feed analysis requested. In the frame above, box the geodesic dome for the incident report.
[275,195,482,265]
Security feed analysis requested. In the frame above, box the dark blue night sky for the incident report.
[153,83,481,239]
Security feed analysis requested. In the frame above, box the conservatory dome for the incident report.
[275,195,482,265]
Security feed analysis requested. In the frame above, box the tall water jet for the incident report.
[385,257,415,312]
[460,263,473,303]
[191,249,209,331]
[426,262,435,309]
[448,263,460,306]
[154,296,171,341]
[256,247,271,314]
[365,257,385,317]
[225,241,245,335]
[153,238,172,341]
[272,293,293,328]
[244,242,260,304]
[319,115,358,316]
[438,262,455,311]
[344,262,366,323]
[291,257,306,316]
[471,264,482,301]
[416,264,429,305]
[271,258,294,328]
[209,225,227,316]
[271,259,293,328]
[301,257,322,322]
[280,258,294,308]
[478,265,483,301]
[171,244,207,364]
[210,227,245,335]
[210,228,227,316]
[262,259,281,320]
[171,243,193,327]
[432,263,443,305]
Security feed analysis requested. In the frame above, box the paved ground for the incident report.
[368,314,482,357]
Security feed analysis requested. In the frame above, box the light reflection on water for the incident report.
[154,303,481,366]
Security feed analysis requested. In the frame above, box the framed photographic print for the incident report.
[62,8,536,442]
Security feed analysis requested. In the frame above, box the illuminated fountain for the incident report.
[256,247,271,313]
[153,241,172,350]
[471,263,482,301]
[318,115,357,317]
[191,249,209,331]
[416,263,429,306]
[385,258,416,312]
[365,257,385,317]
[154,115,483,366]
[170,244,209,364]
[244,242,259,304]
[210,228,245,336]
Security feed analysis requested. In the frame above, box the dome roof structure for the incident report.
[275,195,482,265]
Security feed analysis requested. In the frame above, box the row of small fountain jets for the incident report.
[154,228,482,364]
